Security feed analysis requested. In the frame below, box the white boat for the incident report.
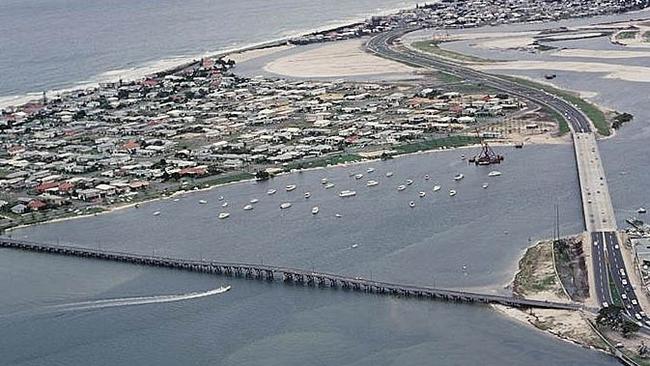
[218,212,230,219]
[243,204,254,211]
[454,174,464,181]
[250,198,259,204]
[218,196,224,201]
[406,179,414,185]
[221,285,232,292]
[433,185,441,192]
[488,171,502,177]
[304,192,311,199]
[321,178,328,184]
[222,202,228,207]
[199,200,207,204]
[351,243,359,249]
[386,171,394,177]
[409,201,415,208]
[424,175,430,180]
[449,189,457,196]
[286,185,297,192]
[267,189,277,195]
[367,180,379,187]
[397,185,407,191]
[173,198,180,202]
[325,183,335,189]
[335,214,342,218]
[354,173,364,180]
[280,202,292,209]
[367,168,375,173]
[312,206,319,215]
[638,207,647,214]
[339,190,357,198]
[482,183,489,189]
[419,191,426,198]
[153,211,161,216]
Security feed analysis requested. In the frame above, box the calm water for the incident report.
[5,4,650,366]
[0,0,418,102]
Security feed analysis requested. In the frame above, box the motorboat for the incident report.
[335,214,342,218]
[354,173,364,180]
[218,212,230,219]
[325,183,335,189]
[424,175,430,180]
[218,196,224,201]
[153,211,161,216]
[367,180,379,187]
[454,174,464,181]
[482,183,489,189]
[397,185,407,191]
[339,190,357,198]
[449,189,457,196]
[321,178,328,184]
[433,185,441,192]
[638,207,647,214]
[250,198,259,204]
[419,191,426,198]
[409,201,415,208]
[312,206,319,215]
[172,198,180,202]
[222,202,228,207]
[267,189,277,195]
[304,192,311,199]
[386,171,394,177]
[367,168,375,173]
[488,171,502,177]
[280,202,292,209]
[286,185,297,191]
[406,179,414,185]
[243,204,254,211]
[199,200,207,204]
[351,243,359,249]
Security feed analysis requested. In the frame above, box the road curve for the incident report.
[365,29,592,133]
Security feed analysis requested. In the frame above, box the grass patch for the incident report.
[191,172,255,188]
[394,135,480,155]
[501,75,610,136]
[412,40,491,63]
[542,106,571,135]
[616,30,638,40]
[608,269,623,307]
[436,71,463,84]
[284,153,362,170]
[514,242,558,294]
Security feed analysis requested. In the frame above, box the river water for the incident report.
[4,4,650,366]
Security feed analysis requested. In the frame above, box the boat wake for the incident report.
[47,286,231,313]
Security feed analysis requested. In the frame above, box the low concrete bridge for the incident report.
[0,237,582,311]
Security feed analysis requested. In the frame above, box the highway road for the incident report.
[366,28,648,324]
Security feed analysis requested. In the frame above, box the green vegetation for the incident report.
[285,153,362,170]
[616,30,639,40]
[191,172,255,188]
[608,269,623,307]
[542,106,571,136]
[513,241,559,294]
[436,71,463,84]
[597,305,639,338]
[501,75,610,136]
[412,40,491,63]
[394,135,480,155]
[644,31,650,42]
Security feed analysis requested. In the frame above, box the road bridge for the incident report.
[0,237,581,311]
[365,28,646,323]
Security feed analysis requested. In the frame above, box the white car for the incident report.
[622,279,628,286]
[632,299,638,306]
[622,294,628,300]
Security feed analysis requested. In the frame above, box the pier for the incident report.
[0,237,581,311]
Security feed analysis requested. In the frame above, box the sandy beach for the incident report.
[264,39,415,78]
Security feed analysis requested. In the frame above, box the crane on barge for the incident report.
[468,129,504,165]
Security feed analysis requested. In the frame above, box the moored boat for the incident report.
[354,173,364,180]
[312,206,319,215]
[419,191,426,197]
[218,212,230,219]
[433,185,441,192]
[304,192,311,199]
[280,202,292,209]
[449,189,457,196]
[409,201,415,208]
[285,185,297,191]
[454,174,464,181]
[325,183,335,189]
[243,204,254,211]
[386,171,394,177]
[367,180,379,187]
[267,189,277,195]
[339,190,357,198]
[488,171,502,177]
[406,179,414,185]
[397,185,407,191]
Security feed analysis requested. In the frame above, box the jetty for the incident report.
[0,237,581,311]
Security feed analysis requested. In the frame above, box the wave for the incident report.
[47,286,231,313]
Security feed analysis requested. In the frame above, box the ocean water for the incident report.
[0,0,419,103]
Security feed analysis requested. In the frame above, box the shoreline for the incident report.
[0,3,420,110]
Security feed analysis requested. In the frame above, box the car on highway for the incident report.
[632,299,638,305]
[622,293,628,300]
[622,279,628,286]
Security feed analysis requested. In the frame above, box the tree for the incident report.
[622,320,640,338]
[255,170,271,181]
